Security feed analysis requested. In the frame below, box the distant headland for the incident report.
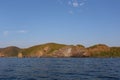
[0,43,120,58]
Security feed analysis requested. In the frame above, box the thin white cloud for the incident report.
[68,0,86,7]
[72,1,79,7]
[57,0,87,15]
[17,30,28,33]
[3,30,28,36]
[80,2,85,6]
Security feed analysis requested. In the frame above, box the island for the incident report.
[0,43,120,58]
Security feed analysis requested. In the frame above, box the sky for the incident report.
[0,0,120,48]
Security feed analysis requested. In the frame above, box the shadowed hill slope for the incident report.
[0,46,21,57]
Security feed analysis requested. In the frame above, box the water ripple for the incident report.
[0,58,120,80]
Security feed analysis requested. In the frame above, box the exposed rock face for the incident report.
[52,45,87,57]
[18,53,23,58]
[44,46,50,52]
[52,46,72,57]
[35,51,43,57]
[71,45,87,57]
[0,53,5,57]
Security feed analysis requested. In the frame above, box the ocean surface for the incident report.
[0,58,120,80]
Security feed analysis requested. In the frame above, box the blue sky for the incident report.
[0,0,120,48]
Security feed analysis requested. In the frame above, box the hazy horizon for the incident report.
[0,0,120,48]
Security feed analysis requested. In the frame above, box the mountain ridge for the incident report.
[0,43,120,58]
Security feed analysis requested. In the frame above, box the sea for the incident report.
[0,58,120,80]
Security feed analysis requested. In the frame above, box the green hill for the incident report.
[0,43,120,58]
[21,43,66,57]
[0,46,21,57]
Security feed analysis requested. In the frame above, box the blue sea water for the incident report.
[0,58,120,80]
